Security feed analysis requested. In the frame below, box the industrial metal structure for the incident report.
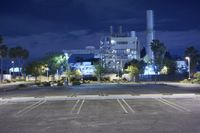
[63,10,156,75]
[100,26,140,72]
[146,10,154,61]
[63,47,100,77]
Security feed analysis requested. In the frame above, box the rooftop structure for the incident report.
[63,47,100,76]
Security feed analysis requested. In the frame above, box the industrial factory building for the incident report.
[63,10,155,76]
[100,26,140,72]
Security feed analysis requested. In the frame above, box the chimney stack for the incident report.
[146,10,154,60]
[119,25,122,35]
[110,26,114,36]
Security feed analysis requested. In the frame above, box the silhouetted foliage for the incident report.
[151,39,167,72]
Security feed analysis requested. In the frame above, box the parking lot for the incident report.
[0,83,200,98]
[1,96,200,133]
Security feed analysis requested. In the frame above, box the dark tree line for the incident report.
[0,35,29,82]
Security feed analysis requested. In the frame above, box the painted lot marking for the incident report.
[77,99,85,114]
[71,99,85,114]
[117,99,135,114]
[155,98,190,112]
[71,100,80,114]
[0,100,8,105]
[98,92,106,96]
[117,99,128,114]
[14,99,46,117]
[121,99,135,113]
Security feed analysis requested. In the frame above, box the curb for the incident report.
[1,93,200,102]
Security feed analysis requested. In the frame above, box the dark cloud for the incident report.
[0,0,200,59]
[5,30,200,60]
[5,31,104,59]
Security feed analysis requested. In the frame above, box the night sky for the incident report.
[0,0,200,59]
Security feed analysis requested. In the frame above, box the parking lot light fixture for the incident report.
[185,56,191,80]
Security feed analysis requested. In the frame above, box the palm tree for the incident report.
[9,47,18,78]
[0,36,8,82]
[15,46,23,73]
[94,62,105,82]
[20,48,29,75]
[150,39,167,72]
[184,46,200,73]
[0,45,8,82]
[0,35,3,44]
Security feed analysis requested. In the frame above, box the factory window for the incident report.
[117,41,128,44]
[115,49,126,55]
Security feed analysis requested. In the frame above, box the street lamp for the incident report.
[117,61,120,81]
[11,61,15,78]
[46,67,49,81]
[185,56,191,80]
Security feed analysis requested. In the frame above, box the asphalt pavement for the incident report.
[0,83,199,98]
[0,82,200,133]
[1,97,200,133]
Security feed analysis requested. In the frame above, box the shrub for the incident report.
[42,82,51,86]
[35,82,41,86]
[193,72,200,79]
[4,79,11,83]
[57,81,63,86]
[15,78,26,82]
[192,78,200,84]
[16,84,27,89]
[180,79,191,83]
[191,72,200,84]
[101,77,110,82]
[72,81,81,85]
[83,80,90,84]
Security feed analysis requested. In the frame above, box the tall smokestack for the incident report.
[146,10,154,60]
[119,25,122,35]
[110,26,114,36]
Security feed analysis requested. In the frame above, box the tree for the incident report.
[162,52,177,75]
[16,47,29,75]
[0,45,8,82]
[21,48,29,74]
[9,46,29,78]
[12,46,24,75]
[125,65,139,82]
[0,35,3,44]
[94,62,105,82]
[151,40,167,73]
[65,70,82,84]
[0,35,8,82]
[26,61,45,81]
[140,47,146,58]
[43,53,67,75]
[9,47,19,78]
[184,46,200,73]
[124,59,146,74]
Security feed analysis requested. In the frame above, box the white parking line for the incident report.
[121,99,135,113]
[155,98,190,112]
[161,98,191,112]
[77,99,85,114]
[0,100,8,105]
[15,100,46,117]
[70,100,80,114]
[70,99,85,114]
[117,99,128,114]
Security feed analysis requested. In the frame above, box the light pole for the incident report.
[11,61,15,79]
[185,56,191,80]
[117,61,120,81]
[46,67,49,81]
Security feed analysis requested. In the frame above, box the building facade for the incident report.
[63,47,100,77]
[100,27,140,72]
